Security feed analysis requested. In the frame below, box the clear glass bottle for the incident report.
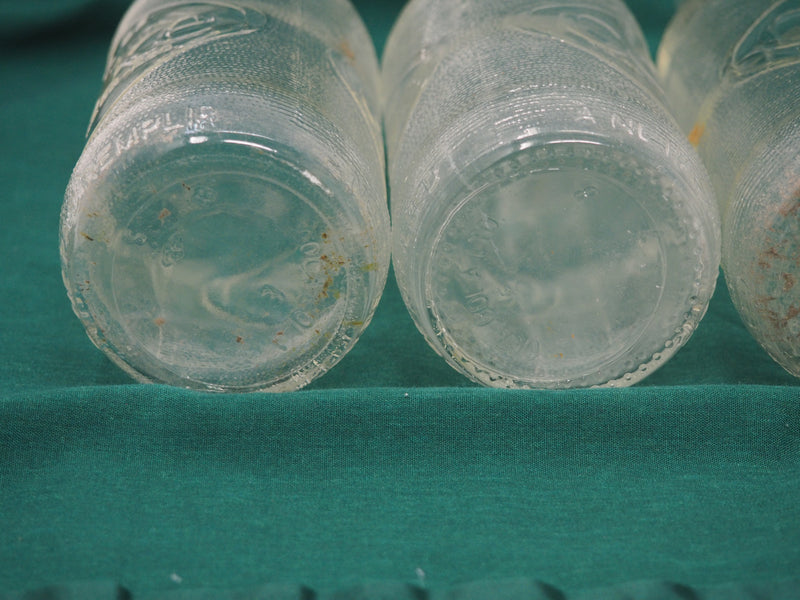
[658,0,800,378]
[383,0,721,388]
[61,0,390,392]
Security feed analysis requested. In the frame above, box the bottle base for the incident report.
[725,138,800,378]
[63,133,385,392]
[418,140,716,388]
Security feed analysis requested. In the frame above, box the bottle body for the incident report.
[61,0,389,392]
[384,0,720,388]
[658,0,800,376]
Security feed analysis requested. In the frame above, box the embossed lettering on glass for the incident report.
[61,0,389,392]
[384,0,721,388]
[658,0,800,377]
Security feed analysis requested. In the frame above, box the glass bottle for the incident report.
[61,0,389,392]
[383,0,721,388]
[658,0,800,377]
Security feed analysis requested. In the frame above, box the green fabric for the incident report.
[2,387,800,597]
[1,0,799,598]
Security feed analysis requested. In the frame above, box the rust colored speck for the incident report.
[154,317,166,327]
[761,307,783,329]
[80,232,94,241]
[787,304,800,321]
[778,197,800,217]
[688,122,705,147]
[759,246,785,269]
[236,335,243,344]
[158,208,171,221]
[320,275,333,298]
[783,272,796,291]
[339,40,355,62]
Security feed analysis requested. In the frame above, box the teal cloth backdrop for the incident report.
[1,0,798,598]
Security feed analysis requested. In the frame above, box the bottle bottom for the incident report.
[64,135,386,392]
[725,143,800,378]
[416,140,716,388]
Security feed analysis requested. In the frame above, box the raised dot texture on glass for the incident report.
[383,0,721,388]
[61,0,389,392]
[658,0,800,378]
